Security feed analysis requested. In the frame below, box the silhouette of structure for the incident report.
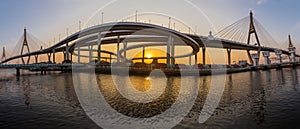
[20,28,31,64]
[247,10,261,66]
[1,47,6,63]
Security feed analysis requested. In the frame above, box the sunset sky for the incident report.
[0,0,300,64]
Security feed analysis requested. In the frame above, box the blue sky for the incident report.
[1,0,300,52]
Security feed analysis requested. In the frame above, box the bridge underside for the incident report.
[1,22,298,64]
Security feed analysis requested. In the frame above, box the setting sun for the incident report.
[146,54,152,59]
[132,48,166,64]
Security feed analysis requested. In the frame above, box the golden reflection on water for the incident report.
[130,76,151,92]
[96,74,180,118]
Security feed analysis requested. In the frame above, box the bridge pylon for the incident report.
[288,34,296,62]
[21,28,31,64]
[1,47,7,63]
[246,10,261,65]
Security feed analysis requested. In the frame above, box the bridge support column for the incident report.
[77,47,81,63]
[97,33,102,63]
[40,69,47,75]
[70,52,73,62]
[109,54,112,63]
[166,35,171,66]
[52,49,56,64]
[275,49,282,64]
[65,43,69,61]
[123,41,128,62]
[189,55,192,66]
[16,68,20,76]
[89,45,93,62]
[171,37,175,65]
[262,51,270,65]
[63,50,66,61]
[194,54,198,65]
[142,47,145,63]
[47,53,51,63]
[247,50,253,65]
[202,47,206,65]
[289,47,296,62]
[34,55,39,64]
[251,53,260,66]
[227,48,231,65]
[117,35,120,63]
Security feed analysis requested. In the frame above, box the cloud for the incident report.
[256,0,268,5]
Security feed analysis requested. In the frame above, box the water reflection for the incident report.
[15,76,31,108]
[225,75,233,106]
[248,71,266,125]
[0,71,99,129]
[97,74,180,118]
[265,70,272,85]
[23,78,31,109]
[276,69,285,85]
[291,68,299,91]
[2,68,300,128]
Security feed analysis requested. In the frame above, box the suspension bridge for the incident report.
[0,11,299,76]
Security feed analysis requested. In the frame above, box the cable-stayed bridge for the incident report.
[0,11,299,76]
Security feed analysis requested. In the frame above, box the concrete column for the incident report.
[47,53,51,62]
[63,50,66,61]
[16,68,20,76]
[123,41,128,62]
[166,35,171,65]
[171,37,175,65]
[52,49,56,64]
[195,54,198,65]
[35,55,38,63]
[262,51,270,65]
[251,53,260,66]
[275,49,282,64]
[202,47,206,65]
[247,50,253,65]
[109,54,112,63]
[142,47,145,63]
[289,47,296,62]
[189,55,192,66]
[65,43,69,61]
[77,47,81,63]
[227,48,231,65]
[97,32,102,62]
[117,35,120,63]
[89,45,93,62]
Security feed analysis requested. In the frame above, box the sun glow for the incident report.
[132,48,167,64]
[146,54,152,59]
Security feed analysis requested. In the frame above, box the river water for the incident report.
[1,68,300,129]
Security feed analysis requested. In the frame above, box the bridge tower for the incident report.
[21,28,31,64]
[288,34,296,62]
[247,11,261,65]
[1,47,6,63]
